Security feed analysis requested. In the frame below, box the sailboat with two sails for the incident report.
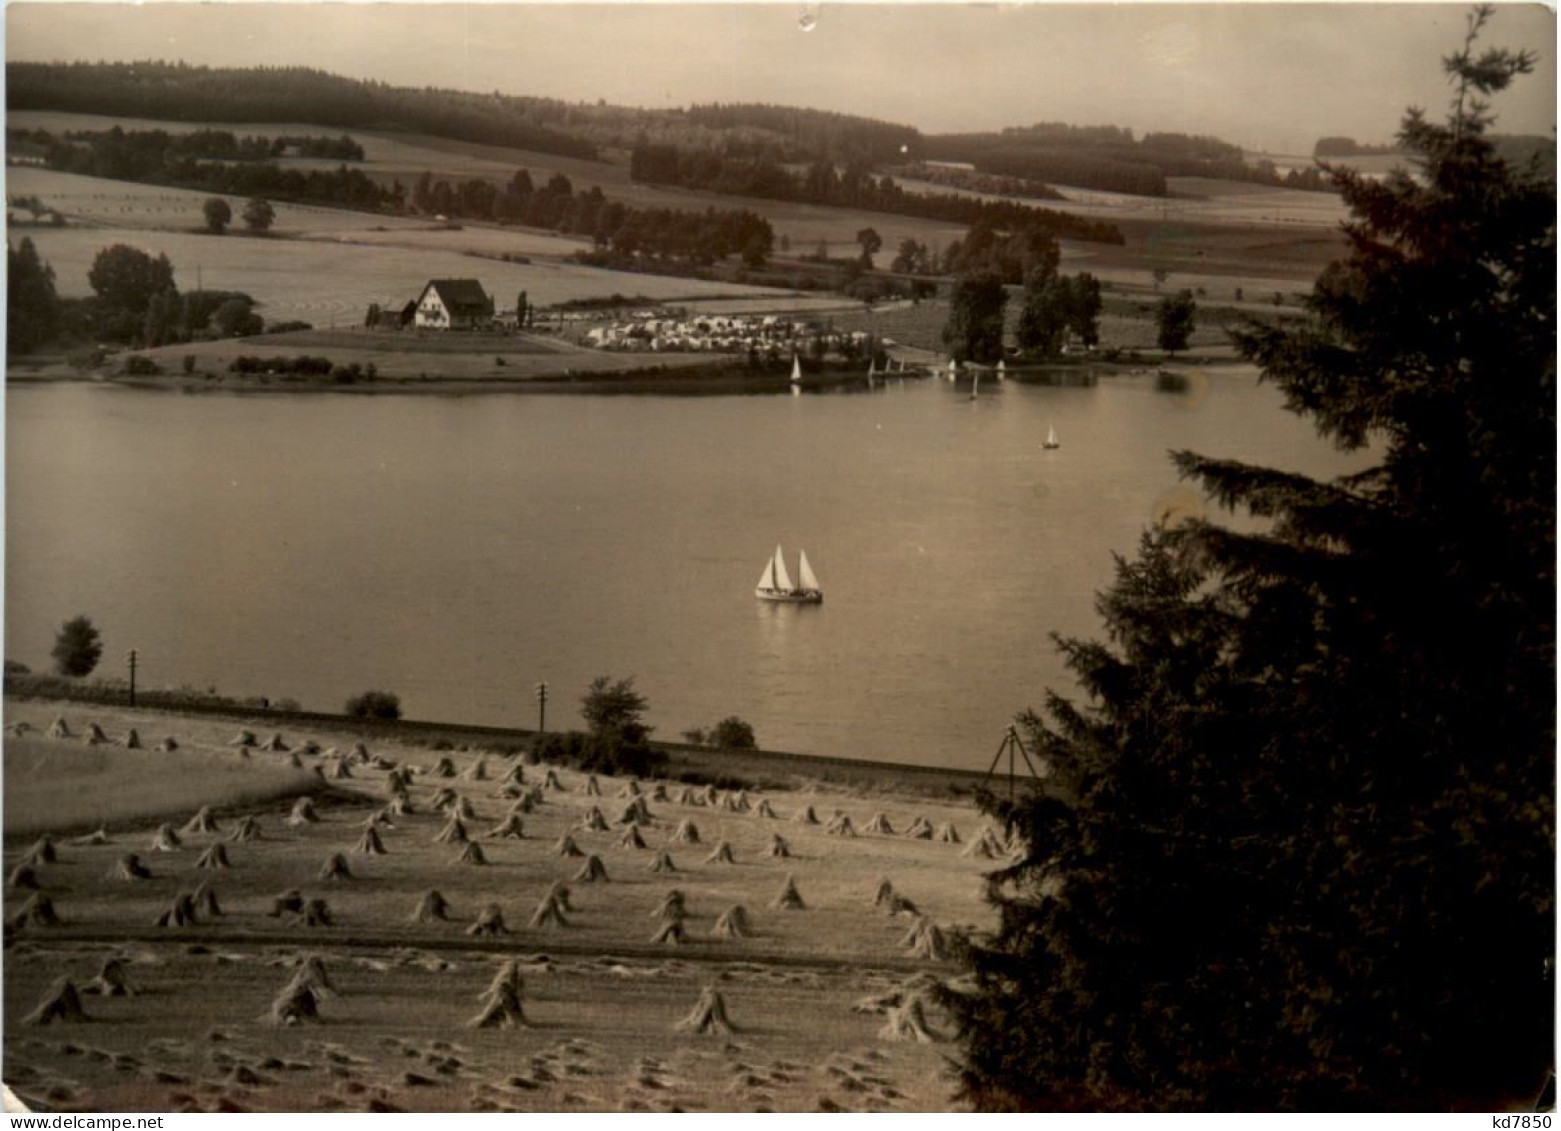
[755,545,823,604]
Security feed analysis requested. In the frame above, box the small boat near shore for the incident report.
[755,545,823,604]
[1042,424,1060,450]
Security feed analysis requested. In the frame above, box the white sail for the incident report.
[790,355,802,385]
[997,359,1006,380]
[798,550,820,591]
[772,545,795,591]
[971,372,980,399]
[1046,424,1059,447]
[867,358,876,378]
[757,555,777,591]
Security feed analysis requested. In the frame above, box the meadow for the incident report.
[3,699,1001,1112]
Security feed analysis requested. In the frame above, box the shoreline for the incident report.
[8,351,1247,397]
[1,689,998,803]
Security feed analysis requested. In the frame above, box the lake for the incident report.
[5,369,1367,770]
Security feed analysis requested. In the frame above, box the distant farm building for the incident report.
[413,279,494,330]
[366,299,416,330]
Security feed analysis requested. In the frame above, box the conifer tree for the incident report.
[950,9,1554,1110]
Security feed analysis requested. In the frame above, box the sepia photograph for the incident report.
[1,0,1555,1115]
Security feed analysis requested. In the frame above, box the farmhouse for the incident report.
[413,279,494,330]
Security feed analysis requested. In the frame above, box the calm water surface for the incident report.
[6,371,1366,769]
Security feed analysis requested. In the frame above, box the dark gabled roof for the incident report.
[422,279,492,314]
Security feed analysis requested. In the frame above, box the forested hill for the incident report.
[8,60,1345,194]
[6,61,601,161]
[6,62,922,166]
[926,121,1332,195]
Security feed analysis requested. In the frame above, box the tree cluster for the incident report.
[629,144,1125,246]
[575,675,665,778]
[8,237,60,353]
[1155,289,1198,355]
[682,102,920,164]
[942,272,1009,363]
[950,10,1554,1110]
[344,689,402,720]
[413,167,774,266]
[1016,268,1102,355]
[25,126,390,211]
[941,218,1062,285]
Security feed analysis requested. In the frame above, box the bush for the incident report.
[228,355,334,376]
[344,689,401,720]
[529,730,587,764]
[681,727,707,746]
[182,354,197,374]
[709,716,757,750]
[122,355,161,376]
[5,660,32,676]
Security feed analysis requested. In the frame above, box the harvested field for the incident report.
[3,699,1000,1111]
[3,736,322,840]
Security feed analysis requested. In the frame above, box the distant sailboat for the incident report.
[947,358,958,383]
[996,359,1006,382]
[755,545,823,604]
[867,357,876,390]
[1042,424,1060,450]
[971,370,980,401]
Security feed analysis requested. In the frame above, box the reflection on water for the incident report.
[6,370,1369,768]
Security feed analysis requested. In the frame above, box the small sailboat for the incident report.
[1042,423,1060,450]
[970,370,980,401]
[996,359,1006,382]
[790,355,802,386]
[867,357,876,390]
[755,545,823,604]
[947,358,958,383]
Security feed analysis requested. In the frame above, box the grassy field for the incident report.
[3,698,1004,1112]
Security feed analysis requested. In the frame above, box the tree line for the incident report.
[14,126,363,163]
[681,101,920,164]
[7,61,599,161]
[21,126,388,211]
[409,168,774,266]
[629,144,1126,245]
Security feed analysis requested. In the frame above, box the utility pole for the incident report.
[535,681,548,734]
[126,649,138,708]
[983,725,1043,802]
